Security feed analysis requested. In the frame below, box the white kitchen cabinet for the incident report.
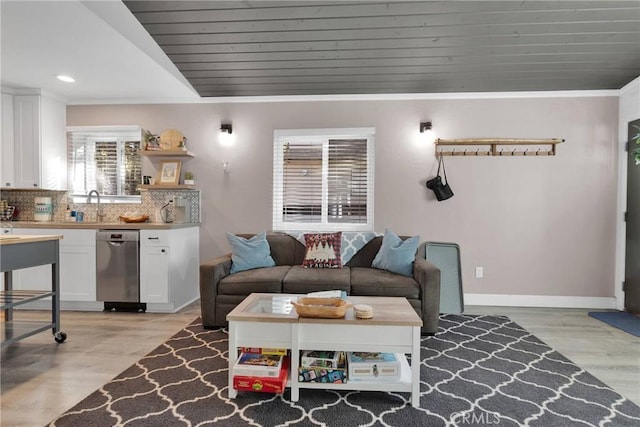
[140,245,170,303]
[13,95,41,188]
[2,92,67,189]
[5,225,199,312]
[10,228,96,302]
[59,244,96,301]
[1,92,15,187]
[140,227,199,311]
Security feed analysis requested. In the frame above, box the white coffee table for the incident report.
[227,293,422,408]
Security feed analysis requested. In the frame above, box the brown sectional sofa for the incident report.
[199,232,441,334]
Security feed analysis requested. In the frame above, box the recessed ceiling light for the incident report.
[56,75,75,83]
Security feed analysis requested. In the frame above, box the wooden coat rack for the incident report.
[435,138,564,156]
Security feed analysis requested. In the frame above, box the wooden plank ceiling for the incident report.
[124,1,640,97]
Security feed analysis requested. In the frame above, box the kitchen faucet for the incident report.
[87,190,105,222]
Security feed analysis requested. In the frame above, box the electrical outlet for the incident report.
[475,267,484,279]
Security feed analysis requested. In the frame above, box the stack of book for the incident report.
[298,350,347,383]
[232,348,289,393]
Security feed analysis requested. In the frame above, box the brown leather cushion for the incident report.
[218,265,291,294]
[283,265,351,293]
[350,267,420,298]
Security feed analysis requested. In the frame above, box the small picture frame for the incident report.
[158,160,181,185]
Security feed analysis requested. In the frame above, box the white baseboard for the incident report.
[464,294,616,309]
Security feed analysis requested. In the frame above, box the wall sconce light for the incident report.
[420,121,436,143]
[219,123,233,146]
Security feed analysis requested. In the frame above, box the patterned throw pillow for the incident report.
[302,232,342,268]
[341,231,381,264]
[288,231,381,265]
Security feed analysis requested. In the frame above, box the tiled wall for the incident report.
[0,189,200,223]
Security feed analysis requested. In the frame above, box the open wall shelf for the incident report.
[139,150,195,158]
[435,138,564,156]
[138,185,196,190]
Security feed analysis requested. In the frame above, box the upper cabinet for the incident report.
[12,95,40,188]
[1,93,15,187]
[1,91,67,190]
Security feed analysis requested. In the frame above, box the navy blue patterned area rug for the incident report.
[48,315,640,426]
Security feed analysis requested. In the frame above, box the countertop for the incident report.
[1,221,199,230]
[0,234,63,245]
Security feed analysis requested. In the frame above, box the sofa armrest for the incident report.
[413,256,441,334]
[199,254,232,328]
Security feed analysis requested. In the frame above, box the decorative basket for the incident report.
[291,297,352,319]
[0,206,15,221]
[118,215,149,223]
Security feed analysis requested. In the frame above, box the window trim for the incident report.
[273,127,375,232]
[66,125,143,203]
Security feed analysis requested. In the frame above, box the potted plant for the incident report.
[184,171,195,185]
[143,130,160,151]
[177,137,187,151]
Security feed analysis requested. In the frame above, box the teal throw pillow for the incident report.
[372,229,420,277]
[227,232,276,274]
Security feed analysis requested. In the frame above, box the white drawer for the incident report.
[140,230,169,246]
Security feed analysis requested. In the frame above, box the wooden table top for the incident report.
[0,235,63,246]
[227,293,422,327]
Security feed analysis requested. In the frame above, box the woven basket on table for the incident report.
[291,297,352,319]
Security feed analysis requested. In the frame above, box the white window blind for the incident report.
[67,126,143,201]
[328,139,368,224]
[273,128,374,232]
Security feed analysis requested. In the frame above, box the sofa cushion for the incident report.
[218,266,291,295]
[283,265,351,293]
[302,232,342,268]
[227,231,276,273]
[350,267,420,299]
[372,229,420,277]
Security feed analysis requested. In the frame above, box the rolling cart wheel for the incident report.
[54,332,67,343]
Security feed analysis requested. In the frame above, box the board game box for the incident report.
[232,352,284,378]
[240,347,288,356]
[298,365,347,384]
[301,350,344,368]
[233,357,289,393]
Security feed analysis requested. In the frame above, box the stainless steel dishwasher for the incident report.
[96,230,145,312]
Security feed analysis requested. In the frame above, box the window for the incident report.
[67,126,142,202]
[273,128,374,231]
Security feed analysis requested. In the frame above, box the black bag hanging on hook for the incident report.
[426,153,454,201]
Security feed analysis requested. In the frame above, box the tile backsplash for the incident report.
[0,189,200,223]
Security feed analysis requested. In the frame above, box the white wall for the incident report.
[616,77,640,309]
[68,92,620,305]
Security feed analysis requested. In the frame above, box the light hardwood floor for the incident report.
[1,303,638,426]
